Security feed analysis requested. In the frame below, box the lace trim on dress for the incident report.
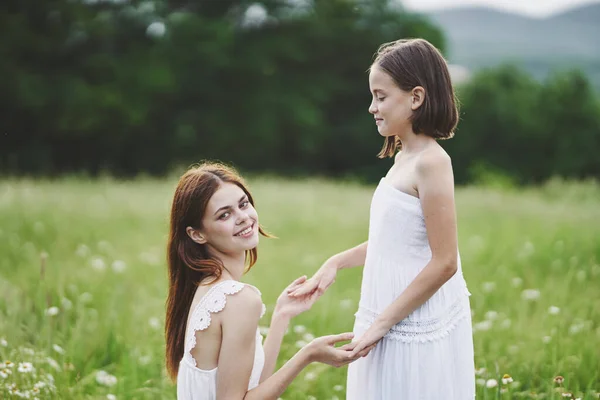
[354,293,470,343]
[184,280,265,367]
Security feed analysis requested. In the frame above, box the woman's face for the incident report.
[368,65,414,137]
[194,182,260,256]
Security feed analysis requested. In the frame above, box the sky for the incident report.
[399,0,600,17]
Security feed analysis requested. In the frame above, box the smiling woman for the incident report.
[164,162,373,400]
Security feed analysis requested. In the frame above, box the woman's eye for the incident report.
[377,97,385,101]
[219,212,230,220]
[240,201,249,208]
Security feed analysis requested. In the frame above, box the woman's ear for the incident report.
[411,86,425,111]
[186,227,207,244]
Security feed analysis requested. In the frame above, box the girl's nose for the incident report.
[368,100,377,114]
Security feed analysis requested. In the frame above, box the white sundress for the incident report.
[347,178,475,400]
[177,280,266,400]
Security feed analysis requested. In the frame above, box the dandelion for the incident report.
[554,376,564,385]
[502,374,513,384]
[111,260,126,273]
[303,333,315,342]
[482,282,496,293]
[0,338,7,347]
[484,311,498,321]
[148,317,161,330]
[542,336,552,344]
[548,306,560,315]
[46,357,61,371]
[45,307,60,316]
[304,371,316,381]
[486,379,498,388]
[146,21,166,38]
[340,299,353,309]
[293,325,307,334]
[61,297,73,310]
[90,257,106,271]
[52,344,65,355]
[521,289,541,301]
[76,244,90,257]
[18,362,35,373]
[96,370,118,387]
[473,320,492,332]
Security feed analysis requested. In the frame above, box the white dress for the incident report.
[177,280,266,400]
[347,178,475,400]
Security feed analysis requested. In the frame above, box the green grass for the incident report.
[0,176,599,399]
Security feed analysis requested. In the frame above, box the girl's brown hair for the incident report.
[164,162,270,380]
[371,38,459,158]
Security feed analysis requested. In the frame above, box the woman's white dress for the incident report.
[177,280,265,400]
[347,178,475,399]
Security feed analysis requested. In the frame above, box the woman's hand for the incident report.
[274,276,319,319]
[288,258,338,298]
[304,332,375,368]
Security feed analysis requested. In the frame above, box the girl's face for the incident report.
[368,65,414,137]
[193,182,260,256]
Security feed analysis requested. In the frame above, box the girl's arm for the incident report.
[288,241,368,298]
[349,149,460,356]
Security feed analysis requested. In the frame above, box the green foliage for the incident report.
[1,1,599,183]
[0,177,599,399]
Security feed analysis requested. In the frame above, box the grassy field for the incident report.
[0,176,599,399]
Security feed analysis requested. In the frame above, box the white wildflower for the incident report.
[475,367,487,376]
[3,360,15,368]
[293,325,307,334]
[486,379,498,388]
[303,333,315,342]
[259,326,269,336]
[148,317,161,330]
[482,282,496,293]
[548,306,560,315]
[295,340,308,348]
[334,385,343,391]
[111,260,127,273]
[0,370,8,379]
[304,371,316,381]
[146,21,166,38]
[61,297,73,310]
[502,374,513,384]
[473,320,492,332]
[138,355,151,366]
[80,292,93,303]
[76,244,90,257]
[521,289,541,301]
[45,307,60,316]
[96,370,118,386]
[542,336,552,344]
[90,257,106,271]
[22,348,35,355]
[107,394,117,400]
[476,378,486,386]
[484,311,498,321]
[46,358,61,371]
[500,319,512,329]
[0,338,7,347]
[569,322,585,335]
[52,344,65,355]
[511,277,523,287]
[18,362,35,373]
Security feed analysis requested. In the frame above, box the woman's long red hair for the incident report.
[165,162,270,381]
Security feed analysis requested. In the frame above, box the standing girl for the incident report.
[290,38,475,399]
[165,163,372,400]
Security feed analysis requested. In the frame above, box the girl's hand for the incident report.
[305,332,375,367]
[274,276,319,319]
[346,320,388,358]
[288,259,338,298]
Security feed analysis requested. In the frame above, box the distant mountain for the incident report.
[424,3,600,89]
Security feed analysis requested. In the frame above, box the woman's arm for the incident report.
[260,312,290,382]
[289,241,368,298]
[349,149,459,356]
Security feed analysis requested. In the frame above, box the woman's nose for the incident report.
[368,100,377,114]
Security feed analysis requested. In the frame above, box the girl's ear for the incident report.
[186,227,207,244]
[411,86,425,111]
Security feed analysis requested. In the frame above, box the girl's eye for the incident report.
[219,212,230,220]
[240,200,249,208]
[377,97,385,101]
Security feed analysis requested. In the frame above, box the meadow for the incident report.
[0,176,599,399]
